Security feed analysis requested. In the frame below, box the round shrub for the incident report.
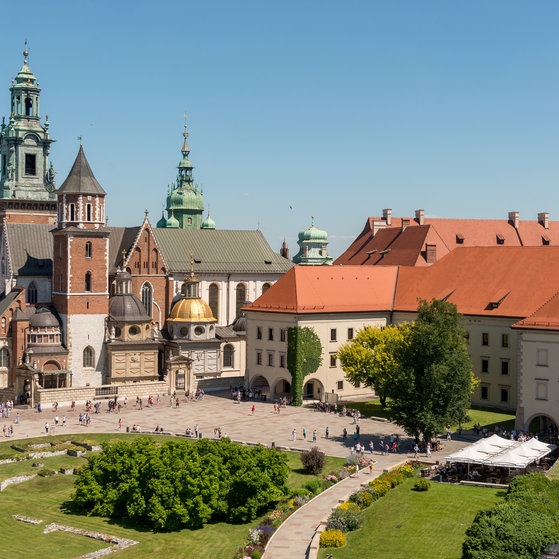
[327,504,362,532]
[300,447,326,474]
[252,551,262,559]
[304,479,322,494]
[349,489,374,509]
[293,494,310,507]
[320,529,346,548]
[384,471,405,487]
[370,477,391,497]
[414,479,431,492]
[290,487,311,498]
[395,463,416,478]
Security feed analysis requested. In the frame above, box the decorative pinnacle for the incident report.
[121,249,127,267]
[77,135,83,145]
[182,113,190,155]
[23,41,28,64]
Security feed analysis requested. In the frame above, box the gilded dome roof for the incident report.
[168,298,216,323]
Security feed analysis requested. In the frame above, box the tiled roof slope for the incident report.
[336,214,558,267]
[153,229,293,274]
[513,292,559,331]
[247,266,399,314]
[394,247,559,318]
[58,146,106,195]
[6,223,54,276]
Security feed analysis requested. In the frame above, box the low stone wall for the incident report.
[197,376,244,393]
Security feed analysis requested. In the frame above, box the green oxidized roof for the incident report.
[201,213,216,229]
[299,217,328,242]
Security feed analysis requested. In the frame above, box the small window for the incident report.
[280,354,286,368]
[25,153,36,175]
[27,281,38,304]
[330,354,337,367]
[180,326,188,336]
[83,346,95,368]
[347,328,354,340]
[280,329,286,342]
[536,381,548,401]
[501,333,509,348]
[481,385,489,400]
[256,327,262,340]
[141,283,153,316]
[496,234,505,245]
[86,204,92,221]
[85,242,92,258]
[256,352,262,365]
[69,203,76,221]
[500,388,509,403]
[501,360,509,375]
[0,348,9,367]
[537,348,548,367]
[129,325,140,336]
[195,326,204,336]
[481,359,489,373]
[481,332,489,346]
[268,353,274,367]
[330,329,337,342]
[85,271,92,292]
[337,380,344,390]
[223,344,234,368]
[262,283,271,294]
[268,328,274,341]
[456,233,464,244]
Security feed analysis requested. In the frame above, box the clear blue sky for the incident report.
[3,1,559,258]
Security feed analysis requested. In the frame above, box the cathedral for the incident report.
[0,49,292,406]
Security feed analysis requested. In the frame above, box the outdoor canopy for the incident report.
[445,434,556,469]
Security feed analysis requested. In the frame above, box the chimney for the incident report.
[425,243,437,264]
[415,209,425,225]
[382,208,392,226]
[538,212,549,230]
[508,211,519,229]
[401,218,410,231]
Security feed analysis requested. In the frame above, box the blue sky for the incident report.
[3,1,559,257]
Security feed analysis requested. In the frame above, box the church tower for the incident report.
[157,119,204,229]
[52,146,109,386]
[0,47,57,224]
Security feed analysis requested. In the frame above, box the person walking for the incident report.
[251,404,255,415]
[312,429,317,443]
[413,443,419,459]
[292,428,297,442]
[426,442,432,459]
[325,426,329,438]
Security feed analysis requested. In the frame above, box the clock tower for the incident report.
[0,47,57,224]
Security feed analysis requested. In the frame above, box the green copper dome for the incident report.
[166,211,179,228]
[156,211,167,228]
[201,213,216,229]
[299,218,328,242]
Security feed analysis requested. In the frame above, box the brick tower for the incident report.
[52,145,109,386]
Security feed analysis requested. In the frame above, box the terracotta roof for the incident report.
[247,265,399,314]
[394,247,559,318]
[336,214,559,267]
[513,292,559,331]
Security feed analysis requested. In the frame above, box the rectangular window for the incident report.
[501,360,509,375]
[280,329,286,342]
[330,354,337,367]
[537,348,549,367]
[337,381,344,390]
[500,388,509,403]
[25,153,36,175]
[536,381,548,401]
[268,328,274,341]
[481,385,489,400]
[481,358,489,373]
[256,327,262,340]
[330,329,337,342]
[481,332,489,346]
[501,334,509,348]
[347,328,354,340]
[280,354,286,368]
[256,352,262,365]
[267,353,274,367]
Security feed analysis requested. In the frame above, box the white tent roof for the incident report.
[445,435,556,469]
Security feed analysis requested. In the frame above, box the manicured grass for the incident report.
[318,478,503,559]
[343,399,516,434]
[0,434,339,558]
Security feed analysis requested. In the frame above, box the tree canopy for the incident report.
[71,437,289,531]
[337,323,410,407]
[287,326,323,406]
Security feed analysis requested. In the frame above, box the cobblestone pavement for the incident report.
[0,393,470,559]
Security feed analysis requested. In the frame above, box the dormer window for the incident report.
[496,234,505,245]
[456,233,464,244]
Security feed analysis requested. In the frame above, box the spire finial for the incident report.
[121,249,126,267]
[189,250,195,278]
[144,209,149,219]
[23,41,29,64]
[311,215,315,226]
[77,135,83,146]
[182,113,190,155]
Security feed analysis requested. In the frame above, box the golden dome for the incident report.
[168,298,215,323]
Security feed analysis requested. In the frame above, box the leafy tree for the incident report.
[387,299,475,441]
[337,324,409,407]
[287,326,323,406]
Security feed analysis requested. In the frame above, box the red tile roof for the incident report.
[335,214,559,267]
[246,265,399,314]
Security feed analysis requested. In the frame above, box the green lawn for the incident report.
[0,434,343,558]
[343,399,515,434]
[318,479,504,559]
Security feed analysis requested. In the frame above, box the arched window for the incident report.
[83,346,95,368]
[141,282,153,316]
[85,242,92,258]
[0,348,9,367]
[223,344,234,368]
[86,204,92,221]
[69,203,76,221]
[209,283,219,321]
[25,96,32,116]
[235,283,246,318]
[85,271,92,292]
[262,283,271,294]
[27,281,38,304]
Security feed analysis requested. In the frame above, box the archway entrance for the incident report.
[528,414,558,441]
[303,378,324,401]
[273,378,291,400]
[250,375,270,396]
